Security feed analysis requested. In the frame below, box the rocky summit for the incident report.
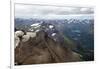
[15,30,81,65]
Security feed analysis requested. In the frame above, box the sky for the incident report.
[15,4,94,19]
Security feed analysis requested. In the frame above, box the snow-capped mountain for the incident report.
[29,21,65,44]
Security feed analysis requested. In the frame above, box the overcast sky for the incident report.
[15,4,94,19]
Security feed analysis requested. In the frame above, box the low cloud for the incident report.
[15,4,94,18]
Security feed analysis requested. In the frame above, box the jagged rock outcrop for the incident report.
[15,31,81,65]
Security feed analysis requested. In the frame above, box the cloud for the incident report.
[15,4,94,18]
[80,8,94,14]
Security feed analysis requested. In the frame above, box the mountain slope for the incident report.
[15,30,81,65]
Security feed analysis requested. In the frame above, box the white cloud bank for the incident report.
[15,4,94,19]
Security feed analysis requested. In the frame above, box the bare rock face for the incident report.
[15,31,81,65]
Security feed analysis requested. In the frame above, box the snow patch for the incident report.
[35,29,40,33]
[29,28,34,32]
[31,23,40,27]
[49,25,54,29]
[51,33,56,36]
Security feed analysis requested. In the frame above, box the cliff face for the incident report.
[15,31,81,65]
